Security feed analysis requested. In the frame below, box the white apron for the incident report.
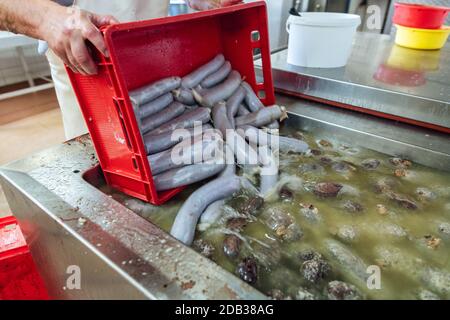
[47,0,170,140]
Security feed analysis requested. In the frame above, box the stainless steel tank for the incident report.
[1,93,448,299]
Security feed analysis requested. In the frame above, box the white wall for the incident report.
[0,32,51,88]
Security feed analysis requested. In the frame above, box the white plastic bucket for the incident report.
[286,13,361,68]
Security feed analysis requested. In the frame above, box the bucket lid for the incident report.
[288,12,361,27]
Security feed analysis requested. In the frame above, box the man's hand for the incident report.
[0,0,118,75]
[42,6,118,75]
[188,0,243,11]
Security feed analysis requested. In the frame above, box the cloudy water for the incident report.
[101,128,450,300]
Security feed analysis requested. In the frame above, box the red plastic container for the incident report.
[393,3,450,29]
[0,216,49,300]
[67,2,274,205]
[373,64,426,87]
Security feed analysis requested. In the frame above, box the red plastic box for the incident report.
[0,216,49,300]
[67,2,274,205]
[393,3,450,29]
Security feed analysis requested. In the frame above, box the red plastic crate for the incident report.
[66,2,275,205]
[0,216,49,300]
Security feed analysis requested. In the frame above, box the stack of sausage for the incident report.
[129,54,310,245]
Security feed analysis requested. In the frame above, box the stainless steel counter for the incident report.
[257,32,450,130]
[1,95,449,299]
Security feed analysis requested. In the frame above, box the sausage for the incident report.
[200,61,232,88]
[172,88,196,105]
[241,81,264,112]
[238,125,309,154]
[139,92,173,119]
[234,105,287,128]
[140,101,185,134]
[197,145,237,231]
[241,82,279,129]
[226,86,246,128]
[212,102,233,139]
[226,130,259,167]
[237,104,250,116]
[181,54,225,89]
[144,124,212,155]
[258,145,279,197]
[325,239,369,285]
[153,161,226,191]
[265,121,280,130]
[198,199,226,230]
[193,70,242,108]
[148,107,211,135]
[220,144,237,177]
[129,76,181,107]
[148,136,220,175]
[170,175,243,245]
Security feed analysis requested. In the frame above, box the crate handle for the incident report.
[251,30,261,42]
[0,216,17,229]
[250,30,268,104]
[113,98,133,150]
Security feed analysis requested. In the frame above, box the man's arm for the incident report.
[0,0,117,75]
[0,0,54,39]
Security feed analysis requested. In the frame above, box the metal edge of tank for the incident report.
[278,95,450,171]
